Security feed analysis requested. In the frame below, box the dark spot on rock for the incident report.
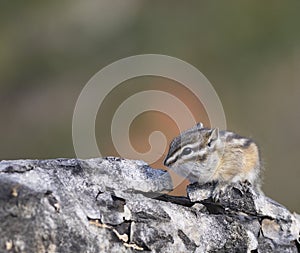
[154,194,193,207]
[111,195,126,212]
[178,229,197,251]
[105,157,123,162]
[45,190,52,195]
[45,191,59,212]
[134,209,171,222]
[201,199,226,214]
[95,190,104,200]
[115,221,131,238]
[296,238,300,252]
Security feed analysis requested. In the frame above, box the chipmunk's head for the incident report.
[164,123,223,184]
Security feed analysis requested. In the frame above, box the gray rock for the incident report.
[0,158,299,252]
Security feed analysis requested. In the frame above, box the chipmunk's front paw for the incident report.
[212,183,233,202]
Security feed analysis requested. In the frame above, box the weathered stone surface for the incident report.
[187,182,300,252]
[0,158,299,253]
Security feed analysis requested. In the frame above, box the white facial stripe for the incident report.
[177,143,201,156]
[166,146,208,165]
[193,149,207,157]
[165,155,177,165]
[185,142,201,150]
[166,149,182,164]
[167,143,201,164]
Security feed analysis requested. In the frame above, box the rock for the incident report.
[187,182,300,252]
[0,158,299,252]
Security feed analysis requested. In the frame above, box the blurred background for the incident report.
[0,1,299,212]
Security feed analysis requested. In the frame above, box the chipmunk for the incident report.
[164,123,262,199]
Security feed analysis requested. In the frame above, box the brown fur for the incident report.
[243,143,259,173]
[212,140,260,184]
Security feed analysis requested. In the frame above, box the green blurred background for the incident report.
[0,1,299,212]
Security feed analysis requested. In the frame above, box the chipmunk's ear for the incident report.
[207,128,219,147]
[195,122,204,129]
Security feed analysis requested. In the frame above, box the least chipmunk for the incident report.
[164,123,261,192]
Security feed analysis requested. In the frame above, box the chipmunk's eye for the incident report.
[182,147,192,156]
